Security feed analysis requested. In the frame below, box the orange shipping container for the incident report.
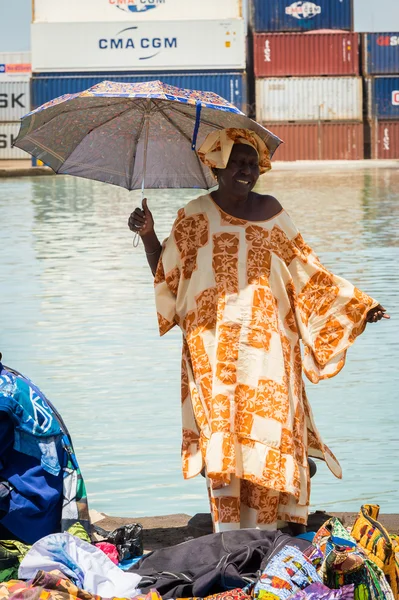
[371,120,399,159]
[254,32,359,77]
[269,122,364,161]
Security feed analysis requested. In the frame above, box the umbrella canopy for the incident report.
[15,80,282,191]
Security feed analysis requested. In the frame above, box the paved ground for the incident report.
[89,510,399,552]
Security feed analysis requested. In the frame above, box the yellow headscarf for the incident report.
[197,128,272,175]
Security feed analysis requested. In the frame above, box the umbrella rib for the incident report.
[166,105,225,131]
[158,107,210,190]
[128,98,154,191]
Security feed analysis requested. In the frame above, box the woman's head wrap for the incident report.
[197,128,271,175]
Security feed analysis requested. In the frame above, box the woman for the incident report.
[128,128,389,534]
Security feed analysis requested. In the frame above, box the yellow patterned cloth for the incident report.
[352,504,399,599]
[154,195,377,520]
[197,128,272,174]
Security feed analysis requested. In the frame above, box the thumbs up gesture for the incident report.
[127,197,155,239]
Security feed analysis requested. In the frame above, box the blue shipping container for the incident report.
[31,71,247,113]
[364,33,399,75]
[252,0,353,32]
[367,77,399,120]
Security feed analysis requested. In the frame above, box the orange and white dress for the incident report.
[154,194,377,531]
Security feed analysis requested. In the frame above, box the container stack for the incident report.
[251,0,364,160]
[363,33,399,159]
[31,0,247,113]
[0,52,31,161]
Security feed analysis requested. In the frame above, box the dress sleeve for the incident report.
[287,231,378,383]
[154,217,182,337]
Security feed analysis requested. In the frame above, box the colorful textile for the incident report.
[95,543,119,565]
[206,590,252,600]
[0,363,90,543]
[18,533,141,597]
[208,474,307,531]
[0,570,158,600]
[197,128,272,174]
[287,582,354,600]
[254,545,321,600]
[311,517,394,600]
[154,196,377,517]
[351,504,399,599]
[177,590,253,600]
[67,522,91,544]
[0,541,30,583]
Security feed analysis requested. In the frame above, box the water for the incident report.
[1,166,398,517]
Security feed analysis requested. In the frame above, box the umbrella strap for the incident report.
[191,102,202,150]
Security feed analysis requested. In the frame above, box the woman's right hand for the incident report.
[128,198,155,238]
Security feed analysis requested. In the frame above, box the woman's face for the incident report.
[217,144,260,196]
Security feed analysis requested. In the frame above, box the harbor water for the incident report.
[1,165,398,517]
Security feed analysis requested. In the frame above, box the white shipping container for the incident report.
[0,82,31,121]
[0,124,29,160]
[33,0,243,22]
[0,52,31,65]
[32,20,246,72]
[0,52,31,81]
[255,77,363,122]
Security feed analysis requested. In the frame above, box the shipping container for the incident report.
[0,123,29,160]
[0,52,31,80]
[32,71,248,112]
[366,77,399,120]
[0,81,30,121]
[254,32,359,77]
[33,0,243,21]
[269,122,364,161]
[370,120,399,159]
[252,0,352,32]
[32,20,245,72]
[363,33,399,75]
[255,77,363,122]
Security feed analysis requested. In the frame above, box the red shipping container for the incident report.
[269,122,364,161]
[254,33,359,77]
[371,120,399,158]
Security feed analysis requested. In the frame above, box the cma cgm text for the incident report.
[99,37,177,49]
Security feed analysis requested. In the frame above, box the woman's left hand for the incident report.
[366,304,390,323]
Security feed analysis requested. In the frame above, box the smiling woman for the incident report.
[127,127,389,534]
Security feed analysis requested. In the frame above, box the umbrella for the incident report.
[14,80,282,192]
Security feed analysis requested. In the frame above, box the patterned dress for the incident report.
[154,194,377,530]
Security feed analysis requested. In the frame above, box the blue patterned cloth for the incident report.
[0,363,89,544]
[254,545,322,600]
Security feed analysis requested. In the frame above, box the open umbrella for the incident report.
[14,80,282,192]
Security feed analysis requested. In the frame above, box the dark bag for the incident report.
[93,523,143,561]
[131,528,310,599]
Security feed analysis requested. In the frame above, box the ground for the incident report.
[89,510,399,551]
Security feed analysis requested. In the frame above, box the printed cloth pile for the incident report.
[0,505,396,600]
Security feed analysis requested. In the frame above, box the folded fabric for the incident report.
[0,540,30,583]
[0,569,158,600]
[95,542,119,565]
[18,533,141,597]
[119,556,144,571]
[176,590,253,600]
[254,545,321,600]
[287,582,355,600]
[67,522,92,544]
